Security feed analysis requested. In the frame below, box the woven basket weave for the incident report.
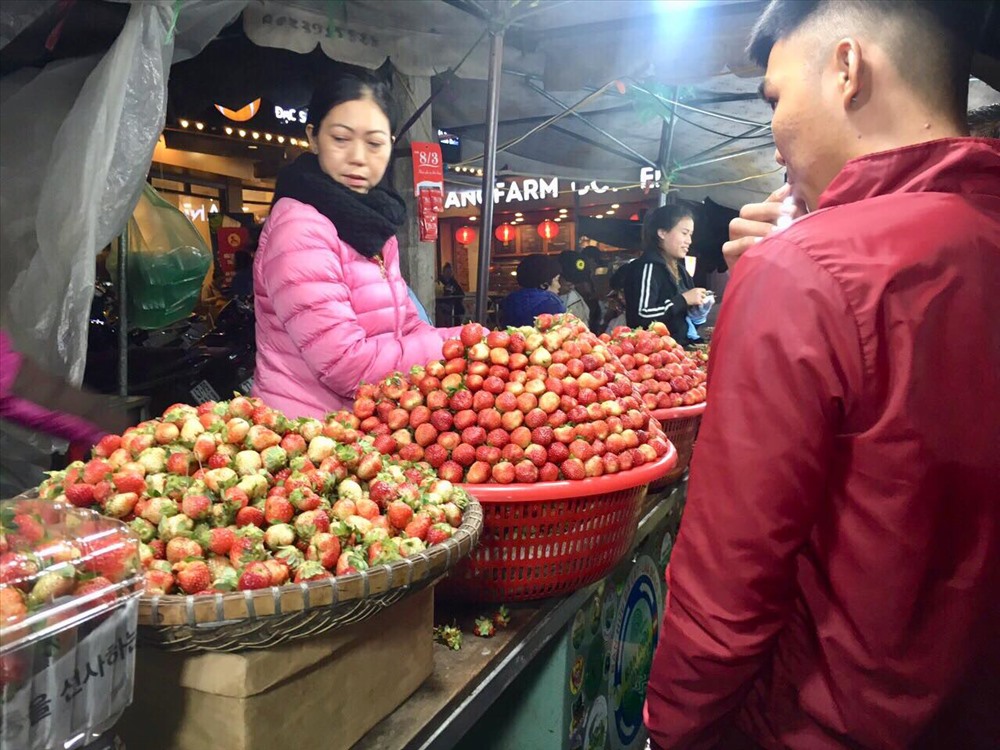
[13,491,482,652]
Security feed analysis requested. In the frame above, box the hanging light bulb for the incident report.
[179,119,190,128]
[238,129,247,137]
[195,122,204,131]
[277,135,285,144]
[225,126,233,135]
[264,133,272,141]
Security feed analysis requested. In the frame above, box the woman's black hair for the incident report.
[306,70,394,131]
[641,204,695,255]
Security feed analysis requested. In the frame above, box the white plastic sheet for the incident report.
[0,0,243,470]
[0,0,244,381]
[0,0,57,50]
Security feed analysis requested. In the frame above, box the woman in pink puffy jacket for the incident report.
[252,73,460,419]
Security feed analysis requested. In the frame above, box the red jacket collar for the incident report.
[817,137,1000,210]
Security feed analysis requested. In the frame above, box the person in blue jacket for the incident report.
[500,254,565,327]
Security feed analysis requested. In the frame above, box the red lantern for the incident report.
[455,226,476,245]
[495,224,515,243]
[537,219,559,240]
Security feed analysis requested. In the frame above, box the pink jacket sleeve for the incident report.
[0,331,107,445]
[260,217,453,398]
[643,241,863,748]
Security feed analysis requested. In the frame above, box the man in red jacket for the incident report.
[644,2,1000,749]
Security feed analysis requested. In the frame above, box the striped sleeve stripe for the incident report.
[638,263,672,318]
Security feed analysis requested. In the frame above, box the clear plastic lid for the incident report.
[0,498,144,654]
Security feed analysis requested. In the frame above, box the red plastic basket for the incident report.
[649,402,707,488]
[439,445,677,602]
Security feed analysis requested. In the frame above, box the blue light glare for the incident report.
[656,0,704,11]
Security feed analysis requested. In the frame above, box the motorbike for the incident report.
[83,283,256,414]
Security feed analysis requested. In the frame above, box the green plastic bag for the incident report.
[109,184,212,329]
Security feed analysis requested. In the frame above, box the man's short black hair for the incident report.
[747,0,988,117]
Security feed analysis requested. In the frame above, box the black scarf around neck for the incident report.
[272,153,406,258]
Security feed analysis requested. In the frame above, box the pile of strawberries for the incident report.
[33,397,471,596]
[601,323,707,410]
[353,315,673,484]
[1,499,141,684]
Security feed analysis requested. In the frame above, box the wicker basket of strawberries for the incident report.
[27,397,483,652]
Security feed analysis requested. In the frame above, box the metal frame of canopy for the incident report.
[438,2,775,322]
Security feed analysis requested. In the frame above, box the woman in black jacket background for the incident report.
[623,204,708,345]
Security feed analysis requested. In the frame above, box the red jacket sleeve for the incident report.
[644,239,864,748]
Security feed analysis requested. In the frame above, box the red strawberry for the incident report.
[93,434,122,458]
[224,487,250,510]
[429,410,454,432]
[174,560,212,594]
[73,576,116,607]
[465,461,491,484]
[80,533,138,582]
[167,451,193,476]
[264,495,295,524]
[475,445,502,465]
[404,514,432,541]
[237,562,272,591]
[83,459,113,485]
[112,471,146,495]
[143,569,175,595]
[65,483,96,508]
[9,514,44,545]
[206,528,237,556]
[560,458,586,480]
[181,494,212,521]
[399,443,425,463]
[387,501,414,530]
[514,461,539,483]
[424,444,449,468]
[491,461,515,483]
[368,480,398,509]
[166,537,204,564]
[460,322,485,347]
[373,434,399,456]
[438,461,464,483]
[451,443,476,467]
[426,523,455,545]
[294,561,332,583]
[235,506,265,528]
[335,549,369,576]
[208,451,232,469]
[148,539,167,559]
[539,463,560,482]
[307,533,342,570]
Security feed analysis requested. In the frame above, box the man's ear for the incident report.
[834,37,865,109]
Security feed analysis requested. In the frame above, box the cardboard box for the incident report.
[118,587,434,750]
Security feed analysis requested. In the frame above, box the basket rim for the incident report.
[137,497,483,628]
[651,402,707,420]
[457,442,676,503]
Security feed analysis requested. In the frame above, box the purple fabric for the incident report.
[0,331,107,446]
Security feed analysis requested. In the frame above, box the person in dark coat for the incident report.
[500,254,564,327]
[622,204,708,344]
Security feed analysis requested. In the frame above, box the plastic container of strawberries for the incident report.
[1,497,144,750]
[441,444,677,602]
[650,402,707,488]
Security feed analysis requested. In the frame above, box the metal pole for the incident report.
[475,27,505,325]
[525,80,658,169]
[116,229,129,397]
[675,141,776,173]
[657,86,679,207]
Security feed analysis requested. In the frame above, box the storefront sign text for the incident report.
[445,178,559,209]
